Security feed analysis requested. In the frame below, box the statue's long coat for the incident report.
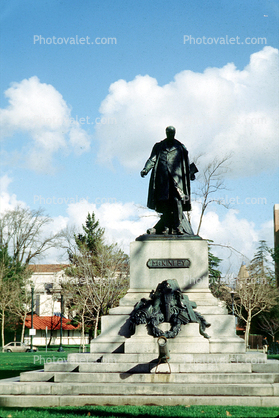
[143,138,192,212]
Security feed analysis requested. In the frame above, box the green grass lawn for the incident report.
[0,345,84,380]
[0,405,279,418]
[0,350,278,417]
[1,349,277,380]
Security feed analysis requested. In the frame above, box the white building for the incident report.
[24,264,89,346]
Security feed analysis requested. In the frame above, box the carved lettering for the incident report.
[147,258,191,269]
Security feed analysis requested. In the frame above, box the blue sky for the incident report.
[0,0,278,275]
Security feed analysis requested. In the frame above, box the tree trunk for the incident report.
[1,309,5,348]
[21,311,27,343]
[94,309,100,339]
[81,311,85,353]
[245,311,252,349]
[47,331,53,347]
[196,207,205,236]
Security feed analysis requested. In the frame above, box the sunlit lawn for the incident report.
[0,405,279,418]
[0,346,84,379]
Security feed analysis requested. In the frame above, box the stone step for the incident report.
[67,351,267,364]
[20,371,279,384]
[1,394,279,407]
[0,381,278,397]
[252,361,279,373]
[44,361,253,374]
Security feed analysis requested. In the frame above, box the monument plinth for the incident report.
[90,235,245,355]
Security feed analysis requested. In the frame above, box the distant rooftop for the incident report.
[27,264,69,273]
[25,314,79,330]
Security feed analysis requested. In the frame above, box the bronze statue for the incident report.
[141,126,198,235]
[129,279,211,339]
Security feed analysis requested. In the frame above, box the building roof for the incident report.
[236,325,245,331]
[27,264,69,273]
[25,315,80,330]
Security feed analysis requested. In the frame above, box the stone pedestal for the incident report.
[90,235,245,354]
[5,235,278,408]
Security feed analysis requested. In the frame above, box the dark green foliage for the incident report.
[74,212,104,256]
[269,243,279,287]
[68,212,110,280]
[208,245,222,297]
[248,240,274,284]
[0,244,31,346]
[208,250,222,282]
[0,244,27,284]
[271,244,279,265]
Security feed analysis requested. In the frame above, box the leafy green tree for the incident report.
[249,240,275,285]
[0,245,30,347]
[65,212,129,340]
[72,212,104,257]
[208,246,223,298]
[268,243,279,287]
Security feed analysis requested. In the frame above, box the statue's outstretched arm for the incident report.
[140,144,158,177]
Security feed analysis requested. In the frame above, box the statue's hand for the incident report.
[140,169,147,177]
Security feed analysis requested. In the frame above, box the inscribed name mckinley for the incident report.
[147,259,191,268]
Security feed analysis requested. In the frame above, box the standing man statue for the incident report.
[140,126,198,235]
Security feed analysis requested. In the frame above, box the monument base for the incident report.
[90,236,245,354]
[1,236,278,407]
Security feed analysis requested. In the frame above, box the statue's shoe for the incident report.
[172,228,184,235]
[147,228,157,234]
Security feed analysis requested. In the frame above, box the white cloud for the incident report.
[0,174,27,213]
[95,46,278,177]
[65,199,158,252]
[0,176,273,276]
[61,198,272,276]
[190,201,274,277]
[0,76,91,172]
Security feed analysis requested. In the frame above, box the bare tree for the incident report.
[9,279,33,343]
[234,277,278,348]
[0,277,18,348]
[67,243,129,339]
[257,315,279,343]
[62,276,89,351]
[0,206,66,345]
[63,213,129,341]
[219,275,279,349]
[0,206,63,264]
[191,154,232,235]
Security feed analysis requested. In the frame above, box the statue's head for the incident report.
[166,126,175,140]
